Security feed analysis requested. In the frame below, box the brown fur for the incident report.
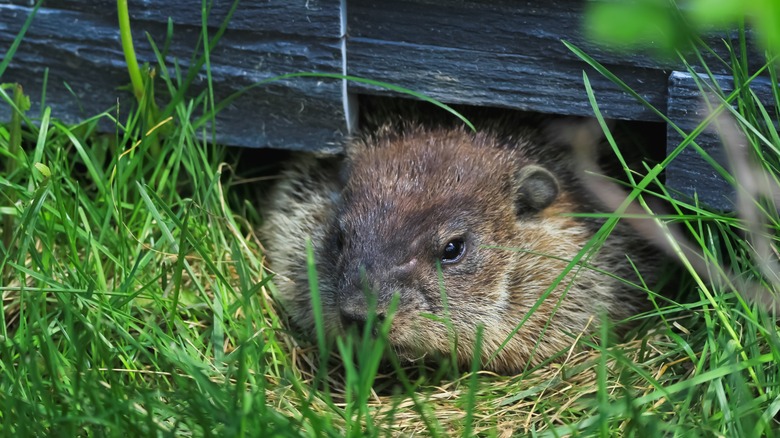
[260,122,658,374]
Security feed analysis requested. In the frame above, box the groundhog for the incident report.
[260,115,659,374]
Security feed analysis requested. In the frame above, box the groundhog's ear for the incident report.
[514,165,559,213]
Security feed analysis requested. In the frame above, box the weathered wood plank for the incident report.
[346,38,668,121]
[347,0,755,74]
[0,4,347,151]
[9,0,342,38]
[665,71,778,210]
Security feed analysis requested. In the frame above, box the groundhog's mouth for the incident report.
[333,310,465,364]
[388,324,460,360]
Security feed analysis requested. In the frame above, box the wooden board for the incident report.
[348,0,762,73]
[346,37,669,121]
[665,71,778,211]
[348,0,671,70]
[0,2,348,151]
[345,0,765,124]
[31,0,342,37]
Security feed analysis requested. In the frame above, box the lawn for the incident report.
[1,1,779,436]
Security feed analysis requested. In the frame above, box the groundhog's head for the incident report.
[309,126,639,373]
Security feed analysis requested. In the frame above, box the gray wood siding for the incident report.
[1,1,776,208]
[666,71,777,211]
[0,1,347,151]
[346,38,669,121]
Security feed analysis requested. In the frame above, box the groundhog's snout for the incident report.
[336,259,419,334]
[337,284,390,335]
[337,292,378,334]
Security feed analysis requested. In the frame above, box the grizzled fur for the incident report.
[260,121,658,374]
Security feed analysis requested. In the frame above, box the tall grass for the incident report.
[0,0,778,436]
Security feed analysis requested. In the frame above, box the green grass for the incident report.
[2,1,780,436]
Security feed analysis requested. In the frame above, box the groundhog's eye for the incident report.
[441,238,466,264]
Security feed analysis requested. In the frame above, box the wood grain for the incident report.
[0,3,347,151]
[346,37,668,121]
[665,71,777,210]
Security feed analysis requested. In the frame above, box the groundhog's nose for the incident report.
[339,294,385,335]
[339,305,368,333]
